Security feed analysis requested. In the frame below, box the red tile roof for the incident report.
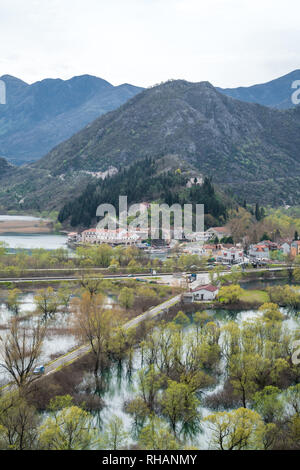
[209,227,230,233]
[192,284,219,293]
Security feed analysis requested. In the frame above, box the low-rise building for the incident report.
[248,244,270,260]
[257,240,279,251]
[67,232,79,243]
[190,284,219,301]
[186,176,203,188]
[217,247,244,264]
[185,231,212,242]
[280,241,291,255]
[182,242,207,256]
[206,227,231,241]
[291,240,300,258]
[80,228,144,246]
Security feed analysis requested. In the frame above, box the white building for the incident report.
[185,231,212,243]
[67,232,79,243]
[218,247,244,265]
[186,176,204,188]
[80,228,145,246]
[248,244,270,260]
[280,242,291,255]
[206,227,231,241]
[182,242,206,256]
[190,284,219,301]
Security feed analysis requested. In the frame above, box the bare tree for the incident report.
[80,273,103,297]
[34,287,59,320]
[0,393,39,450]
[0,319,47,389]
[72,292,119,390]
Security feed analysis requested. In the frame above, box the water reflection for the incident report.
[78,306,300,449]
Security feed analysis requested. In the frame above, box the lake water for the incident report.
[0,292,78,386]
[81,306,300,449]
[0,282,299,447]
[0,215,47,222]
[0,291,117,386]
[0,233,68,250]
[0,215,68,250]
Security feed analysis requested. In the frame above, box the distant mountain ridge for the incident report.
[0,74,143,165]
[0,156,13,174]
[0,69,299,167]
[218,70,300,109]
[2,79,300,211]
[32,79,300,181]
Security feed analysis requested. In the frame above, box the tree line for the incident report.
[58,157,227,228]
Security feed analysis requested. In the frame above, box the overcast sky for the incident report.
[0,0,299,88]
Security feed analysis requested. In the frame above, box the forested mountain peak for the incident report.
[2,78,300,211]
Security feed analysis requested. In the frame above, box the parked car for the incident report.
[33,365,45,375]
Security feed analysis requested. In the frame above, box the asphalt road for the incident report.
[0,266,290,284]
[0,265,290,389]
[43,294,182,377]
[0,293,182,389]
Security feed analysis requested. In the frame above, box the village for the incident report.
[68,223,298,265]
[66,223,300,306]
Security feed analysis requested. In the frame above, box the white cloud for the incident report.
[0,0,299,87]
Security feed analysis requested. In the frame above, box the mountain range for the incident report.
[218,69,300,109]
[0,74,142,165]
[1,77,300,215]
[0,156,13,175]
[0,70,299,168]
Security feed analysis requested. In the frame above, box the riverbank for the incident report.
[0,219,53,234]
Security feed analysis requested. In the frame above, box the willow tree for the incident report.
[38,406,96,450]
[100,415,129,450]
[205,408,265,450]
[34,287,59,319]
[160,380,200,438]
[6,288,22,315]
[138,416,180,450]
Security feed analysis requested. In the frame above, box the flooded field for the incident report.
[74,304,300,449]
[0,291,118,386]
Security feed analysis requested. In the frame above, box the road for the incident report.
[0,265,290,285]
[0,273,175,284]
[43,294,181,376]
[38,265,289,379]
[0,293,182,390]
[0,264,291,389]
[125,294,181,329]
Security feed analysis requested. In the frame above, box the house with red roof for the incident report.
[248,244,270,260]
[217,247,244,264]
[190,284,219,301]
